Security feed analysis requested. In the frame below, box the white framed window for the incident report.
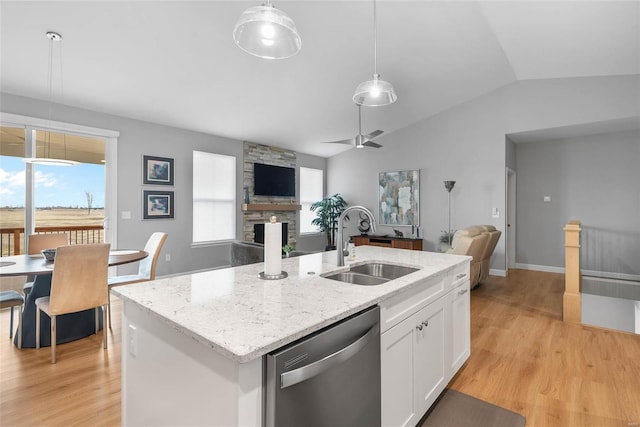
[299,167,323,234]
[193,151,236,243]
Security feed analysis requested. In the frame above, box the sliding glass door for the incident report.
[0,114,118,255]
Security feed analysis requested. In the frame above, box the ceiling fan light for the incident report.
[353,74,397,107]
[233,3,301,59]
[23,157,80,166]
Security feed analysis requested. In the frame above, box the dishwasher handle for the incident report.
[280,325,378,389]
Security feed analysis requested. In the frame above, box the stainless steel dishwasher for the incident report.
[265,305,381,427]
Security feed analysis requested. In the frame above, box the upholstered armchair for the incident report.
[229,241,317,266]
[447,226,490,289]
[477,225,502,284]
[230,241,265,266]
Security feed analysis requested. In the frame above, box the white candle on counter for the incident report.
[264,216,282,276]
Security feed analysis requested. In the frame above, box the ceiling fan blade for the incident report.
[320,106,384,149]
[321,137,355,145]
[364,129,383,140]
[362,140,383,148]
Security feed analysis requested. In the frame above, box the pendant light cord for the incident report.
[46,35,54,159]
[57,39,68,161]
[373,0,377,76]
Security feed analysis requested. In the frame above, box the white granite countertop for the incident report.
[113,246,469,363]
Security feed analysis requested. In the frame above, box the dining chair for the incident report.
[35,243,110,364]
[107,232,168,328]
[23,233,68,296]
[0,290,25,348]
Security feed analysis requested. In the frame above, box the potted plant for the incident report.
[282,244,294,258]
[310,194,349,251]
[439,230,456,252]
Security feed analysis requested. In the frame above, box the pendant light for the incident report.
[353,0,397,107]
[23,31,79,166]
[233,1,301,60]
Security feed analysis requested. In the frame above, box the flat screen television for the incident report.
[253,163,295,197]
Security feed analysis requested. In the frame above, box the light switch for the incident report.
[543,196,551,202]
[121,211,131,219]
[492,207,500,218]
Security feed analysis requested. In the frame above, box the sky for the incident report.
[0,156,105,208]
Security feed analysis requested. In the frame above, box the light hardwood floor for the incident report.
[1,270,639,426]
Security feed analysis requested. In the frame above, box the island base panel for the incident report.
[121,302,262,427]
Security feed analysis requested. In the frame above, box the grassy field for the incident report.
[0,207,104,228]
[1,208,105,255]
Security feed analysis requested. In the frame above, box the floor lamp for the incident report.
[444,181,456,245]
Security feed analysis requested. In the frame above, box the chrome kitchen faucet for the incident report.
[336,206,377,267]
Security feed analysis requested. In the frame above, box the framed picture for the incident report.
[143,155,174,185]
[143,190,174,219]
[379,169,419,226]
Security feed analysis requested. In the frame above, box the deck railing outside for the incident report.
[0,226,104,256]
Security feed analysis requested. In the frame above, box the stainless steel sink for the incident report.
[323,272,389,286]
[323,262,420,286]
[349,262,420,280]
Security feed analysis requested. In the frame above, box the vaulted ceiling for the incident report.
[1,1,638,157]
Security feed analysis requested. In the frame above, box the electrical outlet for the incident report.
[121,211,131,219]
[128,324,138,357]
[165,253,171,262]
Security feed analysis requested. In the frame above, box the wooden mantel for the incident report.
[241,203,301,212]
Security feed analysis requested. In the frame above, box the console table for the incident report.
[352,235,423,251]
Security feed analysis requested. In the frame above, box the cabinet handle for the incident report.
[422,320,429,327]
[458,289,469,295]
[416,324,423,331]
[456,273,467,280]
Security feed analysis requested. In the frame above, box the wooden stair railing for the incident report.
[563,220,582,323]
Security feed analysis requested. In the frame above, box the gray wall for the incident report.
[1,92,326,275]
[327,75,640,273]
[516,129,640,274]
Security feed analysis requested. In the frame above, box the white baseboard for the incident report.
[514,263,565,274]
[489,268,507,277]
[581,269,640,282]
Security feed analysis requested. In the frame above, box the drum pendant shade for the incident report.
[233,3,301,60]
[353,74,397,107]
[352,0,397,107]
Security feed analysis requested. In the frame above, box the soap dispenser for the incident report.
[348,238,356,260]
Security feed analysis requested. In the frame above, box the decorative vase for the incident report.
[243,186,250,204]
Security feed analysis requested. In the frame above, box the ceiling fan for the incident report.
[322,104,384,149]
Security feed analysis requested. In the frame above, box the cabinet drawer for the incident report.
[448,262,470,289]
[379,273,446,333]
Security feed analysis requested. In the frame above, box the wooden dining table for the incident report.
[0,249,148,276]
[0,249,148,348]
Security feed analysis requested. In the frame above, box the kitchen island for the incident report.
[113,246,470,426]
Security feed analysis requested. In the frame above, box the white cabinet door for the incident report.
[381,297,447,427]
[414,296,446,416]
[448,281,470,378]
[381,314,418,427]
